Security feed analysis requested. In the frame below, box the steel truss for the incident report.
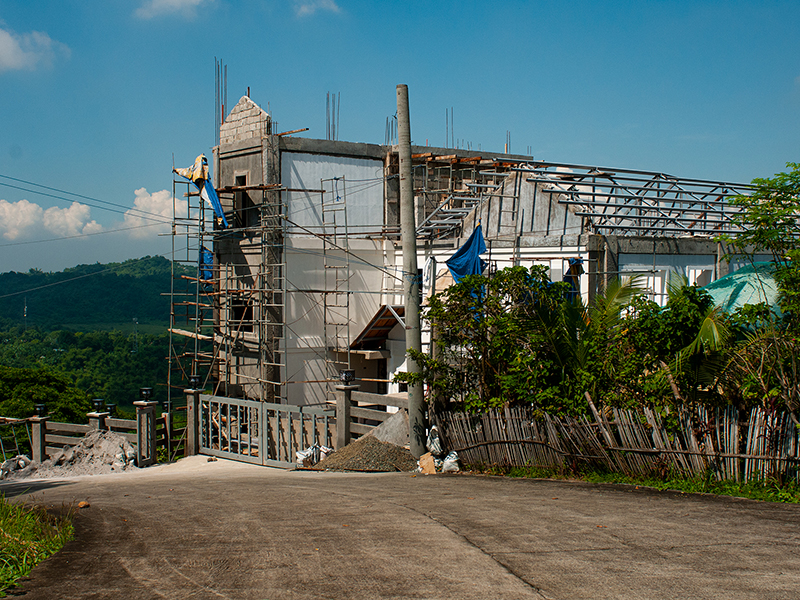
[516,161,757,238]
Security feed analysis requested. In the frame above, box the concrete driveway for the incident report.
[2,456,799,600]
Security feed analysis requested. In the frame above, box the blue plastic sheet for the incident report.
[446,224,488,283]
[200,246,213,281]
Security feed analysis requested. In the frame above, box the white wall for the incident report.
[618,253,716,305]
[282,236,386,405]
[281,152,384,232]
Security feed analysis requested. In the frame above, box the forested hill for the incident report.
[0,256,189,331]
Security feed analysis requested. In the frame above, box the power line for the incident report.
[0,222,161,248]
[0,176,173,223]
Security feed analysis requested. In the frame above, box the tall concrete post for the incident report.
[335,384,358,450]
[396,84,426,458]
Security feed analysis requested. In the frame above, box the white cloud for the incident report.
[0,199,100,240]
[43,202,102,237]
[123,188,182,239]
[0,199,43,239]
[135,0,214,19]
[0,25,70,72]
[293,0,340,17]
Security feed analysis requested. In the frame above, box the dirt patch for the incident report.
[312,435,417,472]
[8,430,138,480]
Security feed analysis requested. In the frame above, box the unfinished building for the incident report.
[167,95,755,407]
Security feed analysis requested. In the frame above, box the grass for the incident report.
[472,464,800,504]
[0,494,74,596]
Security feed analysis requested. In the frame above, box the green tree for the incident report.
[402,266,644,415]
[717,163,800,419]
[0,366,90,422]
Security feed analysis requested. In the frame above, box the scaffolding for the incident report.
[168,178,217,405]
[169,178,288,404]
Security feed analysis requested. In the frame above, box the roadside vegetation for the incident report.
[0,328,169,419]
[0,495,74,596]
[472,464,800,504]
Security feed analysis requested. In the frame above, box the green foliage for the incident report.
[398,266,576,413]
[0,328,169,418]
[721,162,800,328]
[0,495,74,595]
[407,262,738,415]
[622,284,733,407]
[476,464,800,503]
[716,163,800,416]
[0,366,90,422]
[403,266,650,415]
[0,256,184,330]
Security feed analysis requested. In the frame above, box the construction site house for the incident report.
[168,95,755,406]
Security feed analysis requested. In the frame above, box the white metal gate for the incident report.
[199,395,335,468]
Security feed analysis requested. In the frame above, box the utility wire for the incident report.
[0,177,172,223]
[0,222,161,248]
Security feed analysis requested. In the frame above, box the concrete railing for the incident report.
[335,387,407,449]
[28,402,157,466]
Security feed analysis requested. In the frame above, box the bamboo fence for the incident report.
[437,403,800,483]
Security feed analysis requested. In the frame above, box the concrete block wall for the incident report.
[220,96,270,145]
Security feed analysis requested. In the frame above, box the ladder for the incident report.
[321,177,352,403]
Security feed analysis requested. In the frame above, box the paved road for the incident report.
[2,457,799,600]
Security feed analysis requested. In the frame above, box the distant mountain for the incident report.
[0,256,192,331]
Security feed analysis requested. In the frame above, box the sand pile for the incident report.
[312,435,417,472]
[7,429,139,480]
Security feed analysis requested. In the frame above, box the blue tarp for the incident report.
[200,180,229,228]
[702,262,780,314]
[446,224,488,283]
[200,246,213,281]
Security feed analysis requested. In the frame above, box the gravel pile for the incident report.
[8,429,139,480]
[312,435,417,472]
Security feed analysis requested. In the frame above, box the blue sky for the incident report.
[1,0,798,272]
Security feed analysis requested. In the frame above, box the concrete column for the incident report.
[397,83,426,458]
[87,411,109,431]
[134,401,158,467]
[335,385,359,450]
[165,409,173,461]
[29,416,49,464]
[185,389,201,456]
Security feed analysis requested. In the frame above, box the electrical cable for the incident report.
[0,174,173,222]
[0,222,161,248]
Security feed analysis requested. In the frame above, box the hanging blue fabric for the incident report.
[200,180,229,228]
[446,224,488,283]
[200,246,214,281]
